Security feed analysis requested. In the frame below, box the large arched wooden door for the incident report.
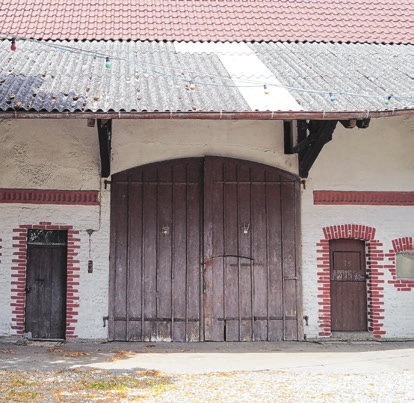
[109,157,302,341]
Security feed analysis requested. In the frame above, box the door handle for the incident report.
[25,287,32,293]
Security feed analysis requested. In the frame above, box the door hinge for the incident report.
[103,316,109,327]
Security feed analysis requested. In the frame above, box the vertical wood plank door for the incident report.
[203,157,302,341]
[110,158,203,341]
[109,157,302,341]
[25,244,67,339]
[330,239,367,331]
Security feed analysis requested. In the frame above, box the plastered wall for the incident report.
[111,119,297,174]
[302,116,414,339]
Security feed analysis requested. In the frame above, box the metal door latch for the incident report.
[242,223,250,234]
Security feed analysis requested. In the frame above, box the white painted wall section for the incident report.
[302,116,414,339]
[111,119,297,174]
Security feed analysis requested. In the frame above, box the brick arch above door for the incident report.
[317,224,386,338]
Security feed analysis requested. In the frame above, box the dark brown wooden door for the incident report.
[109,157,302,341]
[25,244,67,339]
[110,158,203,341]
[203,157,301,341]
[330,239,367,331]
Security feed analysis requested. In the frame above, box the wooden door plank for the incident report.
[111,182,129,341]
[283,279,298,340]
[237,163,253,341]
[187,160,203,341]
[251,167,267,340]
[266,179,283,337]
[156,164,173,341]
[223,161,239,341]
[142,167,158,341]
[224,257,239,341]
[50,246,67,339]
[204,157,224,341]
[40,250,53,338]
[268,319,284,341]
[127,181,143,341]
[172,162,188,342]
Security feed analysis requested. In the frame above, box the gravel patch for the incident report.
[1,369,413,402]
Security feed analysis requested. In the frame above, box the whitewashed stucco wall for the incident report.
[302,116,414,339]
[0,119,110,338]
[0,119,100,190]
[111,119,297,174]
[0,118,296,339]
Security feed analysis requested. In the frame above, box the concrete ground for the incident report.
[1,337,414,375]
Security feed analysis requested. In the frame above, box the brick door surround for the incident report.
[11,222,80,338]
[317,225,386,338]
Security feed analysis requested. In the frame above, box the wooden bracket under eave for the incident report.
[97,119,112,178]
[292,120,338,178]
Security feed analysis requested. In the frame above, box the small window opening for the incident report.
[27,229,67,245]
[396,252,414,279]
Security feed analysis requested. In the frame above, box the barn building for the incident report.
[0,1,413,341]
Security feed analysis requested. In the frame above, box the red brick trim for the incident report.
[387,237,414,291]
[314,191,414,206]
[0,189,99,205]
[11,222,80,338]
[317,224,386,339]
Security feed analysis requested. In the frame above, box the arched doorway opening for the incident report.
[109,157,302,341]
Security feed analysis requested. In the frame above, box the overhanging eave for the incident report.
[0,109,413,120]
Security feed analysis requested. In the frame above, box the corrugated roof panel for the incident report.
[0,40,412,114]
[250,42,414,112]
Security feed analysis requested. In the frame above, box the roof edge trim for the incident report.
[0,110,413,120]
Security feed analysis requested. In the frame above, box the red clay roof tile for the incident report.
[1,0,412,44]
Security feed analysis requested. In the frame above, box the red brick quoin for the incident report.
[10,222,80,338]
[387,237,414,291]
[317,225,386,338]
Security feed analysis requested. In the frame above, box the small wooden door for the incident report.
[330,239,367,331]
[25,230,67,340]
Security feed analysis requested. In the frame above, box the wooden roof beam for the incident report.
[290,120,338,178]
[97,119,112,178]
